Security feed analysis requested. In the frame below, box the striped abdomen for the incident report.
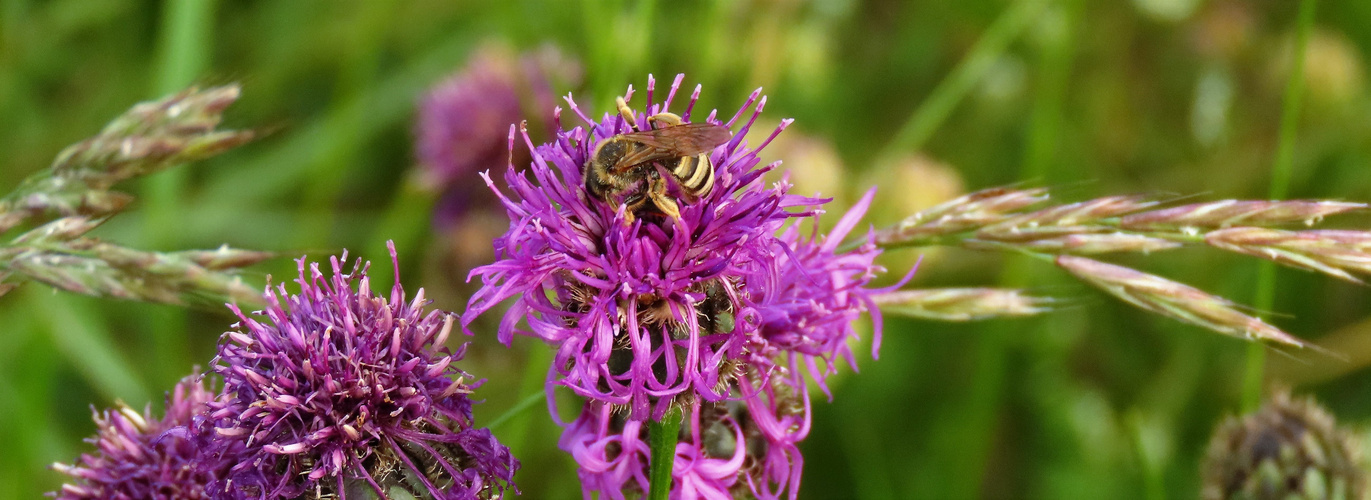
[671,152,715,198]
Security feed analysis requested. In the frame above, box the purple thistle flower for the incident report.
[417,45,580,227]
[737,197,887,397]
[204,242,517,499]
[559,402,651,498]
[51,371,220,500]
[463,74,893,497]
[463,74,882,416]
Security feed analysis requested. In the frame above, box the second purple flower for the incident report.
[204,243,517,499]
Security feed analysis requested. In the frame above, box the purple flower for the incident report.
[559,402,650,498]
[51,371,220,500]
[737,198,886,397]
[204,242,517,499]
[558,370,810,500]
[417,45,580,227]
[463,74,892,497]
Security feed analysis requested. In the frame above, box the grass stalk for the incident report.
[486,390,548,431]
[144,0,215,387]
[874,0,1051,166]
[295,3,395,249]
[1242,0,1317,412]
[30,290,150,404]
[146,0,216,247]
[145,0,217,246]
[502,346,554,455]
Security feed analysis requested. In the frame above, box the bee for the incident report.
[584,96,732,219]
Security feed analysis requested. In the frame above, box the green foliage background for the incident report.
[3,0,1371,498]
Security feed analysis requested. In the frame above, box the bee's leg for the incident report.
[615,96,639,132]
[647,112,684,129]
[647,175,681,219]
[623,192,650,213]
[619,192,650,225]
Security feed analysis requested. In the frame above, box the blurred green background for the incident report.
[4,0,1371,498]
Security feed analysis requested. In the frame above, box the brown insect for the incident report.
[583,96,732,219]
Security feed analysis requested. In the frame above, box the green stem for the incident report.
[30,290,150,403]
[502,346,554,454]
[648,407,682,500]
[1127,410,1167,500]
[295,3,394,249]
[874,0,1050,166]
[145,0,215,248]
[962,239,1060,264]
[955,3,1077,498]
[1242,0,1317,412]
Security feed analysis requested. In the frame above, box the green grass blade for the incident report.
[1242,0,1318,413]
[874,0,1050,166]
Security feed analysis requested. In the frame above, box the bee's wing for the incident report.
[619,123,732,157]
[612,146,684,171]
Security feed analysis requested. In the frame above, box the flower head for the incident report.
[51,371,219,500]
[464,74,885,419]
[1202,391,1366,500]
[464,74,891,498]
[205,242,517,499]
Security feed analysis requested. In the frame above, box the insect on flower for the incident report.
[466,73,894,499]
[583,96,732,220]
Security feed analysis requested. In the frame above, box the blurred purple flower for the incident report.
[51,371,220,500]
[463,74,892,497]
[204,242,517,499]
[417,45,580,227]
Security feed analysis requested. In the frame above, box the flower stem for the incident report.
[648,407,682,500]
[1243,0,1317,412]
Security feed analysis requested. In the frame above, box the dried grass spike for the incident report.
[1055,255,1316,351]
[872,287,1053,321]
[1122,200,1365,231]
[1206,228,1371,284]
